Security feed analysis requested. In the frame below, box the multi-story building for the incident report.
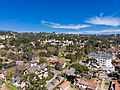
[88,51,114,71]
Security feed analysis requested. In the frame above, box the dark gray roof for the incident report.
[30,59,38,63]
[26,63,48,73]
[12,76,20,83]
[88,51,112,59]
[66,68,75,76]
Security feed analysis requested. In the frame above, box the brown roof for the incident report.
[113,59,120,63]
[47,57,65,64]
[58,59,65,65]
[16,65,26,71]
[58,81,70,89]
[76,78,98,90]
[47,57,58,63]
[112,80,120,90]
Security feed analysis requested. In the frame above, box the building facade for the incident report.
[88,51,114,71]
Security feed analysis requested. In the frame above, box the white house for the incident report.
[88,51,114,71]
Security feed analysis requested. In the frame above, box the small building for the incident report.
[58,81,71,90]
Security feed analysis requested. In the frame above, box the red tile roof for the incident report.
[112,80,120,90]
[76,78,98,90]
[113,59,120,63]
[58,81,70,89]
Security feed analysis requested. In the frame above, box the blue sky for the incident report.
[0,0,120,34]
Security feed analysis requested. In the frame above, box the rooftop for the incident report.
[113,59,120,63]
[58,81,71,89]
[112,80,120,90]
[76,77,98,90]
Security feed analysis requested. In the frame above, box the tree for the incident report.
[0,58,3,68]
[65,54,77,63]
[5,69,16,80]
[55,62,62,71]
[0,49,6,57]
[70,54,77,63]
[23,73,48,90]
[71,63,89,74]
[86,58,97,64]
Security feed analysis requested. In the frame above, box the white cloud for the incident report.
[86,16,120,26]
[64,28,120,34]
[41,20,90,30]
[84,29,120,34]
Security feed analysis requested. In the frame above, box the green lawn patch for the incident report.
[5,81,19,90]
[45,73,54,81]
[0,79,3,85]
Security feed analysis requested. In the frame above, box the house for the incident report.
[0,73,6,81]
[112,59,120,72]
[47,56,67,69]
[16,61,24,66]
[12,75,25,88]
[58,58,67,69]
[65,68,75,76]
[46,76,64,90]
[16,65,26,72]
[110,80,120,90]
[47,56,58,67]
[88,51,114,72]
[24,60,48,79]
[0,44,5,49]
[29,59,38,67]
[74,77,99,90]
[58,81,71,90]
[65,68,75,83]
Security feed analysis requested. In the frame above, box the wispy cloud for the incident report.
[65,28,120,34]
[86,15,120,26]
[84,29,120,34]
[41,20,91,30]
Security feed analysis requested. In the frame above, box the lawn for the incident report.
[45,73,54,81]
[5,81,19,90]
[0,79,3,85]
